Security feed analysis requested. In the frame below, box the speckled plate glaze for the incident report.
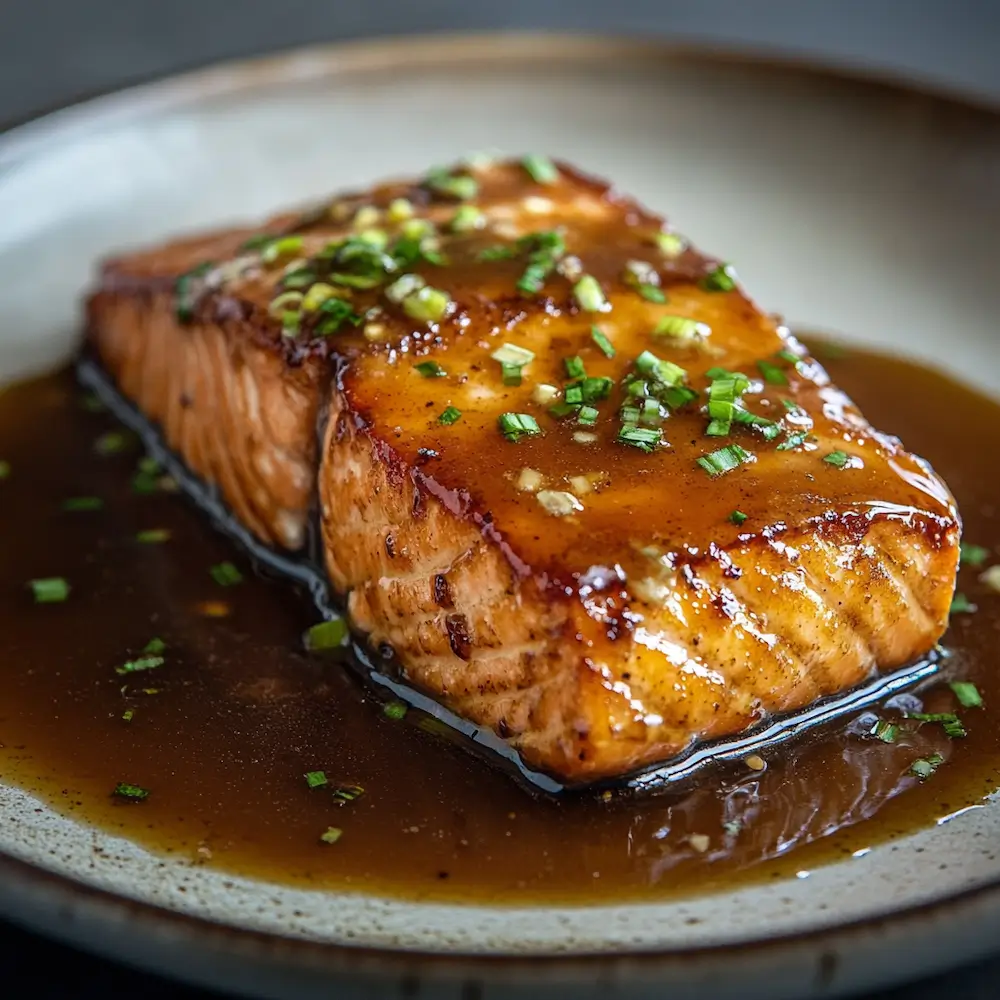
[1,34,999,1000]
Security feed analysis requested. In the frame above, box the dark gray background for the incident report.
[2,0,999,997]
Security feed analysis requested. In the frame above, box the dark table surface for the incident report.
[2,1,999,996]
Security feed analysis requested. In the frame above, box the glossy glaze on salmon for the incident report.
[85,159,960,783]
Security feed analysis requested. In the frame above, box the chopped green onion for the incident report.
[729,510,748,526]
[29,577,70,603]
[305,619,348,651]
[573,275,609,313]
[733,409,780,440]
[697,444,754,477]
[577,405,599,426]
[281,268,317,291]
[907,711,967,738]
[387,198,414,221]
[268,290,304,318]
[655,315,708,340]
[777,431,811,452]
[960,542,990,568]
[823,450,851,468]
[498,412,542,442]
[950,681,983,709]
[700,263,737,292]
[639,397,662,425]
[210,562,243,587]
[654,232,684,257]
[564,384,584,406]
[320,826,343,844]
[136,528,170,544]
[617,425,663,452]
[591,326,615,358]
[62,496,104,512]
[910,754,944,779]
[116,656,164,676]
[261,235,304,263]
[522,154,559,184]
[0,460,9,479]
[122,709,134,723]
[240,233,274,251]
[439,406,462,426]
[579,376,613,402]
[870,719,899,743]
[564,356,586,379]
[332,784,365,803]
[619,405,641,424]
[757,360,789,386]
[301,283,342,312]
[143,637,166,654]
[492,343,535,367]
[315,297,363,335]
[94,431,129,456]
[305,771,328,789]
[113,782,150,801]
[414,360,447,378]
[501,363,523,385]
[638,285,666,303]
[385,273,426,303]
[478,245,517,262]
[450,204,486,232]
[950,592,977,614]
[174,261,215,323]
[777,349,801,364]
[425,167,478,201]
[515,231,566,295]
[402,286,452,323]
[383,700,408,720]
[81,392,107,413]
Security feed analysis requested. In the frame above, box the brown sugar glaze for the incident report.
[0,339,998,905]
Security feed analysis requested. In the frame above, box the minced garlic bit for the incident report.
[569,475,593,496]
[573,431,598,444]
[980,565,1000,593]
[745,753,767,772]
[688,833,710,853]
[517,467,544,493]
[536,490,583,517]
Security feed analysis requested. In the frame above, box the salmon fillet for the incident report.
[85,158,960,783]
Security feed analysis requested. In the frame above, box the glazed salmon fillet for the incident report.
[85,158,960,783]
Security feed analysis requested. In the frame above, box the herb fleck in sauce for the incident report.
[1,340,999,904]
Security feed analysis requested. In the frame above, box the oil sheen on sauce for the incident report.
[0,340,998,905]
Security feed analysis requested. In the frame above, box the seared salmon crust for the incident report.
[86,159,960,783]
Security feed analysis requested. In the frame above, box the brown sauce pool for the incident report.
[1,339,999,904]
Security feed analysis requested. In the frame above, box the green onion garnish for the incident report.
[959,542,990,567]
[522,154,559,184]
[210,562,243,587]
[387,198,414,221]
[498,413,542,442]
[305,619,348,651]
[777,349,800,364]
[113,782,150,801]
[729,510,748,526]
[332,784,365,803]
[94,431,129,456]
[116,656,164,676]
[0,460,9,479]
[300,283,341,312]
[414,361,447,378]
[564,356,586,379]
[950,592,977,614]
[478,245,517,262]
[823,450,851,468]
[777,431,811,452]
[638,285,666,303]
[654,232,684,257]
[870,719,899,744]
[573,275,609,313]
[402,286,452,324]
[136,528,170,544]
[591,326,615,358]
[757,360,789,386]
[950,681,983,709]
[122,709,134,723]
[425,167,478,201]
[617,425,662,452]
[144,637,166,654]
[438,406,462,425]
[29,577,69,604]
[908,711,967,739]
[261,235,304,263]
[305,771,328,789]
[492,343,535,367]
[383,700,408,720]
[174,261,214,323]
[910,754,944,780]
[700,263,737,292]
[654,315,708,340]
[320,827,343,844]
[449,204,486,232]
[697,444,754,477]
[577,405,599,426]
[315,297,364,336]
[62,496,104,512]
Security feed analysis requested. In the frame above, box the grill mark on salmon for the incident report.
[85,159,960,783]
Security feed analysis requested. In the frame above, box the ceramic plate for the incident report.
[1,34,999,1000]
